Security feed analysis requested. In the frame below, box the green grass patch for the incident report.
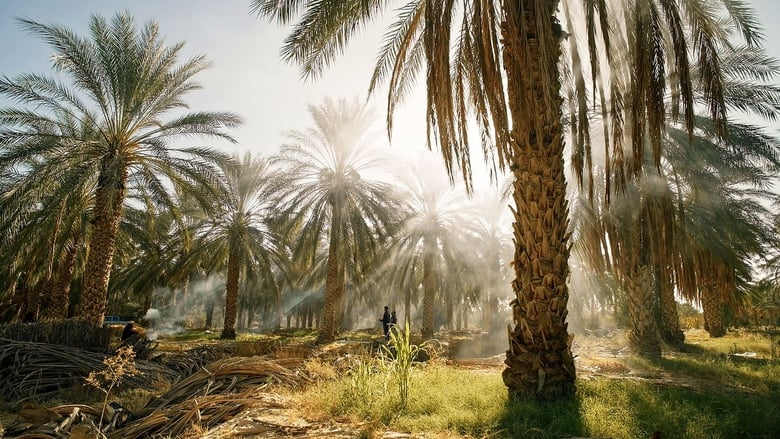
[161,329,221,342]
[295,339,780,438]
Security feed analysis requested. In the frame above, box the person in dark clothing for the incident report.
[380,306,391,340]
[121,321,139,341]
[390,311,397,327]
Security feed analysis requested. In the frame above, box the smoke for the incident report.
[143,275,225,339]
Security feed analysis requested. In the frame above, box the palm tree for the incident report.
[252,0,758,399]
[575,113,779,349]
[191,153,286,339]
[110,201,182,316]
[271,97,401,343]
[380,153,480,338]
[0,118,95,321]
[0,12,242,326]
[575,38,780,349]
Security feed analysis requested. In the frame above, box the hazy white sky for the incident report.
[2,0,780,189]
[0,1,428,160]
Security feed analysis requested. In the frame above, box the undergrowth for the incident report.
[295,330,780,439]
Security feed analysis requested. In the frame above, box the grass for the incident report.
[292,329,780,439]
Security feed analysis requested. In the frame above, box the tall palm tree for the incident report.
[271,97,401,343]
[0,12,242,326]
[380,153,480,338]
[192,153,286,339]
[252,0,758,399]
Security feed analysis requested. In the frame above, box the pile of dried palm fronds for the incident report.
[153,343,236,376]
[0,319,112,350]
[109,357,311,438]
[109,390,273,438]
[2,356,312,439]
[0,338,179,401]
[143,356,309,409]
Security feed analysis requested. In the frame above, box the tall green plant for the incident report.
[381,320,423,411]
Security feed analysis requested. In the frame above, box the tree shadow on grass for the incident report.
[495,395,585,439]
[638,353,780,394]
[576,377,780,439]
[493,354,780,439]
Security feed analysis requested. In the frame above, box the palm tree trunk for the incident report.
[500,0,576,400]
[626,265,661,355]
[80,165,127,326]
[41,233,81,320]
[658,270,685,346]
[317,203,345,343]
[205,297,215,329]
[404,287,412,327]
[221,251,240,339]
[701,279,725,337]
[446,295,454,331]
[421,235,436,339]
[181,276,190,324]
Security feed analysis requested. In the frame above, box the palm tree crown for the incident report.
[271,97,401,343]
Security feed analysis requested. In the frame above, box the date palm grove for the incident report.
[251,0,763,400]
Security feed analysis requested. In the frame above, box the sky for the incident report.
[2,1,780,189]
[0,0,431,170]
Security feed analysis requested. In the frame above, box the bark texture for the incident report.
[658,278,685,346]
[221,251,240,339]
[626,266,661,356]
[79,164,127,326]
[317,203,345,343]
[701,280,725,337]
[500,0,576,400]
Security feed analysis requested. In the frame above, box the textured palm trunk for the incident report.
[500,0,576,400]
[205,297,215,328]
[421,235,436,339]
[404,287,412,327]
[80,164,127,326]
[221,251,240,339]
[334,265,347,331]
[446,295,454,330]
[701,279,725,337]
[181,276,190,322]
[41,233,81,320]
[658,273,685,346]
[626,265,661,355]
[317,202,345,343]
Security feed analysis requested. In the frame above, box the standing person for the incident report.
[380,306,391,340]
[390,311,397,328]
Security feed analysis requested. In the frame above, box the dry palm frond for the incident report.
[0,338,179,401]
[143,356,310,410]
[153,343,236,376]
[109,390,285,439]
